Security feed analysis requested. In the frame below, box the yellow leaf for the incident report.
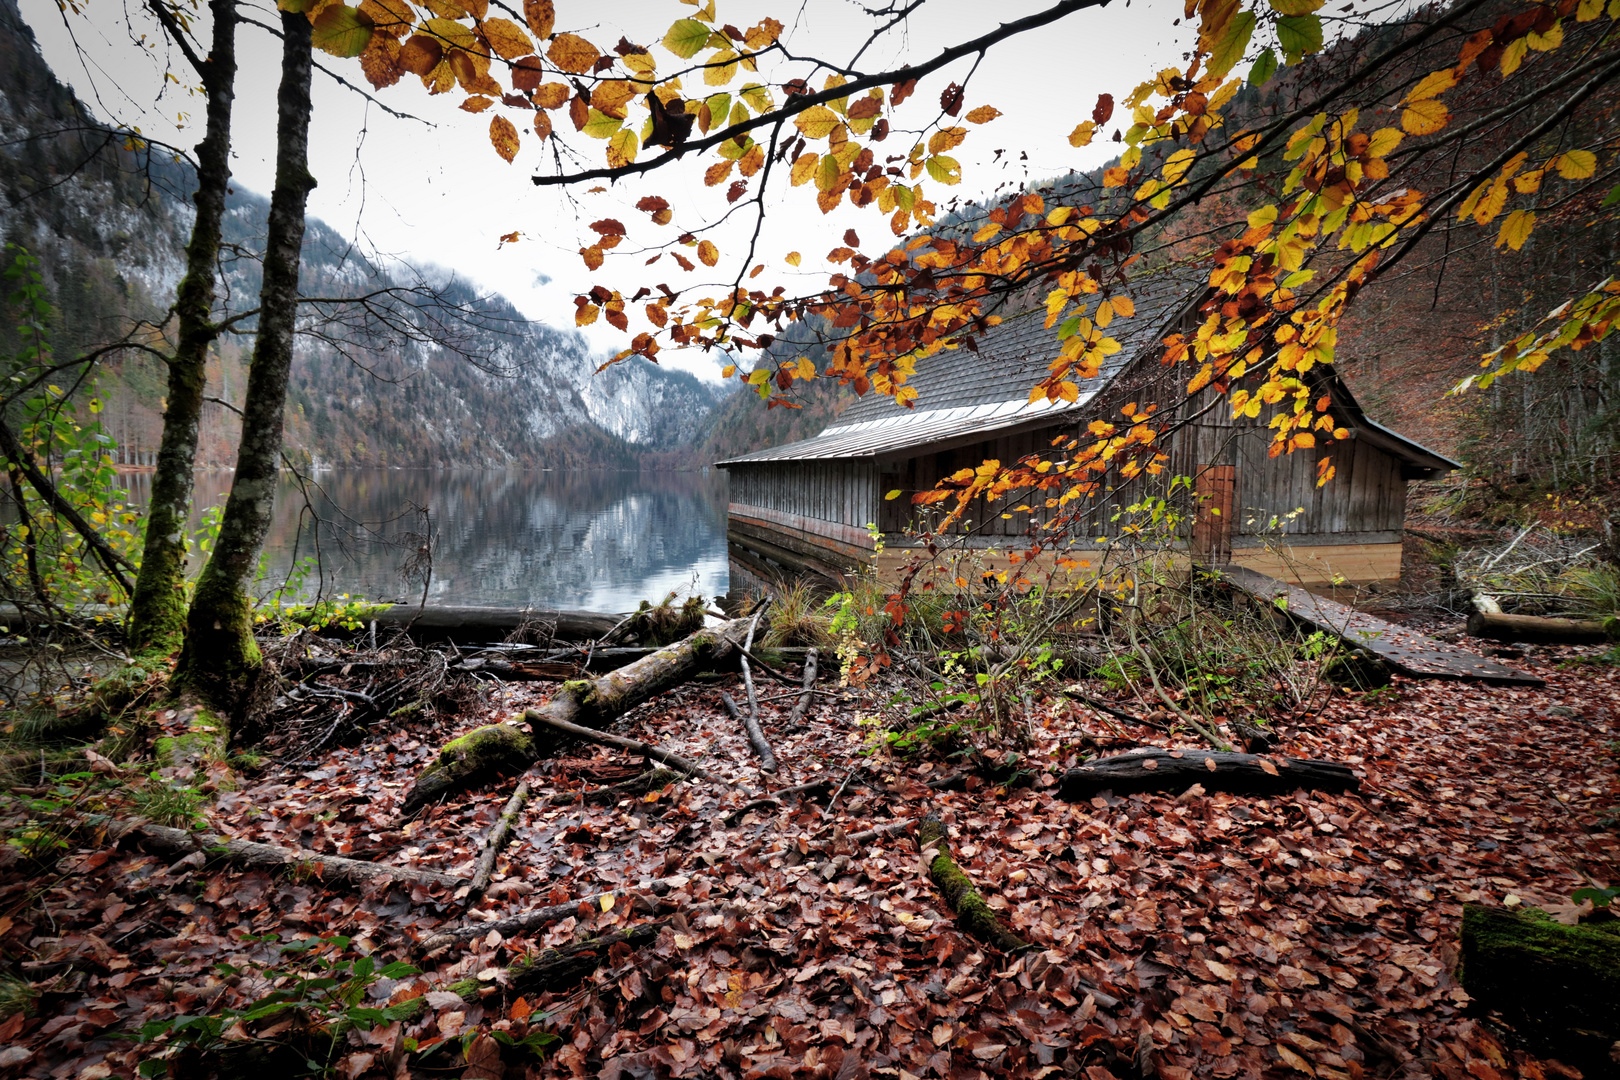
[576,302,599,326]
[965,105,1001,124]
[1247,204,1278,229]
[480,17,533,59]
[547,32,598,74]
[1112,294,1135,317]
[1102,166,1128,188]
[1068,121,1096,148]
[1496,209,1535,251]
[785,251,801,266]
[795,105,840,139]
[1554,149,1596,179]
[1403,68,1456,103]
[1366,126,1403,157]
[885,490,902,500]
[311,4,375,58]
[1400,98,1447,136]
[972,222,1001,242]
[1527,19,1563,50]
[1472,179,1508,225]
[607,127,638,167]
[1163,147,1196,183]
[697,239,719,266]
[582,108,622,139]
[704,48,738,86]
[1500,36,1529,75]
[489,114,520,162]
[662,17,709,58]
[721,364,736,377]
[599,894,614,912]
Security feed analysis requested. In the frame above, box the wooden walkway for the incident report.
[1218,566,1544,687]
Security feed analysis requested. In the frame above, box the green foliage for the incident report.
[0,245,143,615]
[127,774,207,828]
[130,935,426,1078]
[0,973,39,1019]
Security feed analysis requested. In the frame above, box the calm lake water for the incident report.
[118,469,731,613]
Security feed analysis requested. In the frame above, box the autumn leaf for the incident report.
[1103,166,1129,187]
[480,17,533,60]
[1554,149,1597,179]
[460,95,493,112]
[489,114,520,162]
[1404,68,1457,103]
[1276,13,1323,57]
[663,18,710,59]
[608,128,639,166]
[1497,209,1535,251]
[1208,10,1255,77]
[926,155,961,185]
[359,34,402,88]
[1092,92,1114,124]
[548,32,599,73]
[965,105,1001,124]
[522,0,554,39]
[582,108,623,139]
[311,4,375,58]
[795,105,840,139]
[697,239,719,266]
[1267,0,1323,12]
[1068,121,1096,148]
[1401,98,1448,135]
[785,251,801,266]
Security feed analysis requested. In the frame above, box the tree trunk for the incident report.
[1058,748,1359,801]
[128,0,238,656]
[176,9,315,713]
[1460,904,1620,1072]
[1465,609,1612,645]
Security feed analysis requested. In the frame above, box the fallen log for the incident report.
[508,921,666,995]
[1465,609,1612,645]
[917,814,1031,956]
[1460,904,1620,1071]
[468,781,530,897]
[1057,748,1359,802]
[786,647,819,731]
[525,710,711,780]
[721,693,778,773]
[91,816,465,891]
[402,617,752,813]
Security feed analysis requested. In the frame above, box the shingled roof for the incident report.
[716,271,1200,465]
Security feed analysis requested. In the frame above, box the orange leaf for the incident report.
[480,16,533,60]
[547,32,598,74]
[489,114,520,161]
[461,95,494,112]
[697,240,719,266]
[965,104,1001,124]
[522,0,554,39]
[533,109,552,140]
[532,81,571,109]
[580,245,604,270]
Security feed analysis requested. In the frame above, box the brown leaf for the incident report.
[522,0,554,39]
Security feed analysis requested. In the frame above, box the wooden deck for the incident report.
[1218,566,1544,687]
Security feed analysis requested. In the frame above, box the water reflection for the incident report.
[119,469,730,613]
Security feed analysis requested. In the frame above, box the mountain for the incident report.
[0,0,722,470]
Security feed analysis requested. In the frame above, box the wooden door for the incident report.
[1192,465,1235,562]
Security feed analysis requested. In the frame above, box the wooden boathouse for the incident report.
[716,274,1458,590]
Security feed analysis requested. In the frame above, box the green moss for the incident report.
[1460,903,1620,1066]
[917,817,1030,954]
[152,705,231,778]
[403,723,535,814]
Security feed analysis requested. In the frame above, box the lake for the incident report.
[118,469,731,614]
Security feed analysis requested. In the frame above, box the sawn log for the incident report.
[1057,748,1359,802]
[1465,609,1612,645]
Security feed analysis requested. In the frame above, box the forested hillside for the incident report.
[0,0,721,470]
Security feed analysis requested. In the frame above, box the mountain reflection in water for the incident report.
[119,469,730,613]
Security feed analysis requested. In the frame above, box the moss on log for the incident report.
[1460,904,1620,1069]
[403,618,752,813]
[917,815,1031,955]
[404,723,535,814]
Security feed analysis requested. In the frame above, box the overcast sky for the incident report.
[19,0,1196,381]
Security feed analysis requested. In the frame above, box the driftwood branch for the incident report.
[1058,748,1359,802]
[468,781,529,896]
[787,647,819,730]
[721,692,778,773]
[92,816,465,891]
[524,710,711,780]
[1466,609,1611,644]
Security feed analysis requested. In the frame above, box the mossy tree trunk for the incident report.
[174,9,315,715]
[127,0,239,656]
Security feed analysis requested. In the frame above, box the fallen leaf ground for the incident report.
[1,637,1617,1080]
